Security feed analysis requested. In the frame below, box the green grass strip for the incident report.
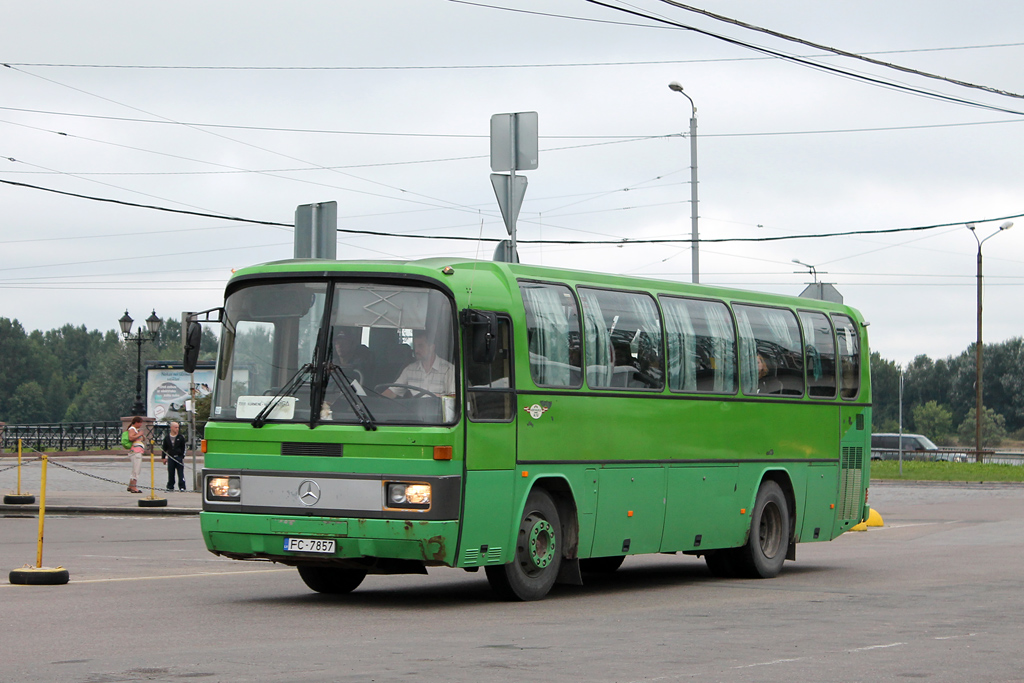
[871,460,1024,482]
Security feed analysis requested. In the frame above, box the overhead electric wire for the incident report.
[653,0,1024,101]
[4,177,1022,248]
[578,0,1024,117]
[444,1,1024,117]
[5,39,1022,70]
[0,177,291,227]
[3,65,494,217]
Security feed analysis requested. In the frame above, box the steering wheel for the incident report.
[374,383,439,399]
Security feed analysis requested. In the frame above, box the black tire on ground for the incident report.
[297,565,367,594]
[138,498,168,508]
[704,549,740,578]
[580,555,625,574]
[9,567,70,585]
[734,480,790,579]
[3,494,35,505]
[485,488,562,601]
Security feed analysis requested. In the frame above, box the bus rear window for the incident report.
[833,314,861,400]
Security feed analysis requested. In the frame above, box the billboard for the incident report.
[146,363,215,423]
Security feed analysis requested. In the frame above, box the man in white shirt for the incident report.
[384,329,455,397]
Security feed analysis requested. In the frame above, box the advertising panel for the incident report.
[146,365,215,423]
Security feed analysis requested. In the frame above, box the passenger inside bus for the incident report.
[331,326,373,387]
[757,352,784,395]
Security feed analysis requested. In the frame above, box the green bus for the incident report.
[189,257,871,601]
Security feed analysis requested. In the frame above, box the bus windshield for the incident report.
[212,279,457,426]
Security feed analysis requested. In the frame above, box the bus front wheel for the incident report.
[736,480,790,579]
[297,565,367,594]
[486,489,562,601]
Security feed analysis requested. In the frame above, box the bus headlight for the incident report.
[386,482,431,509]
[207,475,241,501]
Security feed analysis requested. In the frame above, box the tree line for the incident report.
[0,317,218,424]
[871,338,1024,446]
[2,315,1021,446]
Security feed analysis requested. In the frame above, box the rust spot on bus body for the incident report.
[426,535,446,562]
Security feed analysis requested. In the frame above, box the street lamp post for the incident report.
[968,221,1013,462]
[119,309,162,416]
[668,82,699,284]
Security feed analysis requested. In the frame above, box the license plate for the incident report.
[284,537,336,554]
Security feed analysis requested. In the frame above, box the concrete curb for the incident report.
[0,505,200,516]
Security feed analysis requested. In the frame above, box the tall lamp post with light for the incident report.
[968,220,1013,462]
[119,309,162,417]
[668,81,699,284]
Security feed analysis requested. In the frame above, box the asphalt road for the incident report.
[3,482,1023,683]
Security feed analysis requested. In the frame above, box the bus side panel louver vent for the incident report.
[281,442,344,457]
[838,446,863,519]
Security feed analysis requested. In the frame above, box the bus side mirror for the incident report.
[183,321,203,373]
[460,309,498,364]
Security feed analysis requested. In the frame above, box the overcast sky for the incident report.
[2,0,1022,365]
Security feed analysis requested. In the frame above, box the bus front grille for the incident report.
[281,442,344,457]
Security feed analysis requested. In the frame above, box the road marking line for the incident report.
[935,633,978,640]
[848,642,905,652]
[1,568,291,586]
[733,658,806,669]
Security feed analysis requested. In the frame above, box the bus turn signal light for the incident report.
[201,439,207,453]
[433,446,452,460]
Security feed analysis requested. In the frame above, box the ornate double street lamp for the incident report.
[968,221,1013,462]
[119,309,162,416]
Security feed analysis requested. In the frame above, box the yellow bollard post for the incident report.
[36,453,47,567]
[3,439,36,505]
[9,454,69,585]
[139,440,167,508]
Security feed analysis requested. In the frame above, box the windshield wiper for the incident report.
[325,363,378,431]
[251,363,312,429]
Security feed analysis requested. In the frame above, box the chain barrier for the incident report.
[2,445,200,495]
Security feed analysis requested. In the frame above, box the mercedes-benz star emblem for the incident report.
[297,480,321,506]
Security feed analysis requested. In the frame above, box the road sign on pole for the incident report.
[490,112,538,172]
[490,173,528,236]
[489,112,538,262]
[294,201,337,259]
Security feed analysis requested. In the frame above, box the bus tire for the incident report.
[736,480,790,579]
[297,565,366,594]
[485,489,562,601]
[580,555,625,574]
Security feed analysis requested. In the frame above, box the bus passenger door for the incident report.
[458,316,517,566]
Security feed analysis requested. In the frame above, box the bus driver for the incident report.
[383,329,455,398]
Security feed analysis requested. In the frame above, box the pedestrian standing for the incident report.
[161,421,188,492]
[126,416,145,493]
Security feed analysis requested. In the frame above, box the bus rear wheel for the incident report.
[297,565,367,594]
[486,489,562,601]
[735,480,790,579]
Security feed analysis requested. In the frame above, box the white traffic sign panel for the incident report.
[490,174,528,235]
[490,112,538,172]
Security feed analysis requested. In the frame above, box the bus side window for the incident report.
[519,282,582,388]
[832,314,860,399]
[661,296,736,394]
[579,288,664,391]
[466,317,514,421]
[798,310,837,398]
[734,304,804,397]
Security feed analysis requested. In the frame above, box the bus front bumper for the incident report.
[201,511,460,567]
